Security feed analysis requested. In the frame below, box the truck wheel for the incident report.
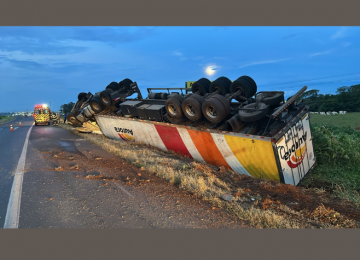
[256,91,284,106]
[240,76,257,94]
[209,77,231,96]
[119,78,133,92]
[230,78,254,99]
[35,122,38,126]
[78,92,87,101]
[192,78,211,95]
[106,82,120,91]
[99,90,113,107]
[238,102,269,122]
[89,97,105,113]
[165,97,183,119]
[211,94,231,115]
[167,93,185,103]
[182,96,203,121]
[202,97,228,124]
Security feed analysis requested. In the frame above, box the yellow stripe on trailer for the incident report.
[224,135,280,181]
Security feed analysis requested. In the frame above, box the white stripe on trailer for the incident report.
[124,120,150,145]
[177,127,206,163]
[211,133,251,176]
[145,123,167,150]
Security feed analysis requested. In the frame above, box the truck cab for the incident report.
[33,104,51,126]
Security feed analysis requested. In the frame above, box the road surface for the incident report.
[0,117,245,228]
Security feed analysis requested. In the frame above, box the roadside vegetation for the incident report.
[59,123,360,229]
[299,114,360,204]
[0,115,14,124]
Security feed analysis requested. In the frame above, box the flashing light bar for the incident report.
[35,104,48,108]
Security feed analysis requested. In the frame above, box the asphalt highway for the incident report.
[0,117,244,229]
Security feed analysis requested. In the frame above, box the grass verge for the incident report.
[0,116,14,124]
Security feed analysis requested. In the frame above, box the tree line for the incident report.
[300,84,360,112]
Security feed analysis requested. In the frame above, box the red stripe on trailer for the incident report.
[154,124,193,158]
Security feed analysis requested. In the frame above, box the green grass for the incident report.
[310,112,360,130]
[0,116,14,124]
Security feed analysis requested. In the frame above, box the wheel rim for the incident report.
[91,101,100,111]
[185,104,195,117]
[101,94,111,105]
[168,104,177,116]
[206,105,217,119]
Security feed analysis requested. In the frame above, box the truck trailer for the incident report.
[67,76,316,186]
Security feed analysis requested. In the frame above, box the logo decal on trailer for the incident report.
[114,127,135,142]
[278,132,307,169]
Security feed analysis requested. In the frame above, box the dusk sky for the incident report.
[0,26,359,112]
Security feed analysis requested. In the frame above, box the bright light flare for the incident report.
[205,66,215,76]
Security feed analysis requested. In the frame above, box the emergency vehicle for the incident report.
[33,104,51,126]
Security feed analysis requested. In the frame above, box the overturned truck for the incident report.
[67,76,316,186]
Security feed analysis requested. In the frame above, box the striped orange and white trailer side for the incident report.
[95,116,281,182]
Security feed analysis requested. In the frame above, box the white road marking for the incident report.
[4,124,34,229]
[14,127,19,131]
[0,128,2,131]
[114,182,133,198]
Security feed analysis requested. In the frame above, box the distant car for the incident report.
[24,115,28,118]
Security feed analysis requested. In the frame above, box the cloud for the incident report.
[173,51,203,61]
[283,33,297,40]
[342,42,352,47]
[6,58,46,70]
[331,27,348,40]
[239,58,289,69]
[173,51,183,56]
[309,50,332,57]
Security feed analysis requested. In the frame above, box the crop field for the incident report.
[310,112,360,130]
[299,112,360,204]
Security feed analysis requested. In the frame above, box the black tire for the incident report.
[240,76,257,94]
[119,78,133,92]
[238,102,269,122]
[89,96,105,113]
[209,77,231,96]
[168,93,185,103]
[202,97,228,124]
[67,111,81,124]
[182,97,203,121]
[48,122,50,126]
[211,94,231,115]
[230,78,254,99]
[165,97,183,119]
[106,82,120,91]
[192,78,211,95]
[190,93,204,104]
[78,92,87,101]
[256,92,284,106]
[35,122,38,126]
[99,90,113,107]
